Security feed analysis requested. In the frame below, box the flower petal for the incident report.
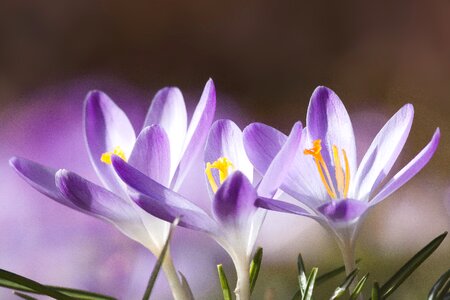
[55,169,154,248]
[84,91,136,196]
[243,122,287,175]
[370,128,440,206]
[205,119,253,191]
[9,157,79,210]
[257,121,302,197]
[255,197,316,219]
[128,125,171,187]
[306,86,357,178]
[213,171,257,228]
[143,87,187,178]
[172,79,216,190]
[351,104,414,200]
[111,156,217,233]
[317,199,369,223]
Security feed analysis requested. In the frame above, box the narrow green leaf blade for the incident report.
[330,269,359,300]
[380,231,447,298]
[291,289,301,300]
[301,267,318,300]
[13,292,38,300]
[47,287,116,300]
[297,253,307,296]
[349,273,369,300]
[217,264,232,300]
[428,269,450,300]
[142,217,179,300]
[0,269,74,300]
[317,259,361,286]
[249,247,263,294]
[371,282,380,300]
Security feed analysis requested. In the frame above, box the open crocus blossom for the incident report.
[10,79,216,300]
[112,119,302,300]
[244,86,440,274]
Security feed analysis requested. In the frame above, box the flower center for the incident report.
[100,146,127,165]
[304,139,350,199]
[205,157,235,193]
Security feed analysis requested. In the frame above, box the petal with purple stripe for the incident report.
[370,128,440,206]
[128,125,171,187]
[255,197,315,219]
[351,104,414,200]
[317,199,369,223]
[143,87,187,177]
[84,91,135,197]
[172,79,216,190]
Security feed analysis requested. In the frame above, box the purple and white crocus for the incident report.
[112,119,302,300]
[10,79,216,300]
[244,86,440,274]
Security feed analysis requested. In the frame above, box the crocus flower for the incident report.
[10,79,216,300]
[244,86,440,273]
[112,119,302,300]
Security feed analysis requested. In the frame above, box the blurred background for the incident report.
[0,1,449,299]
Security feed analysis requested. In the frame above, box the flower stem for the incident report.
[234,258,251,300]
[339,241,363,300]
[162,254,191,300]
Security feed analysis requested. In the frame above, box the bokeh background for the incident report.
[1,1,450,299]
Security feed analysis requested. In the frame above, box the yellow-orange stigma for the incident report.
[100,146,127,165]
[205,157,235,193]
[304,139,350,199]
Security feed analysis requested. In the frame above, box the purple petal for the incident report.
[143,87,187,177]
[55,169,153,245]
[205,119,253,188]
[370,128,440,206]
[317,199,369,223]
[351,104,414,200]
[306,86,357,178]
[213,171,257,227]
[128,125,171,187]
[172,79,216,190]
[9,157,79,211]
[255,197,314,218]
[111,156,216,233]
[84,91,135,196]
[243,122,287,175]
[257,122,302,197]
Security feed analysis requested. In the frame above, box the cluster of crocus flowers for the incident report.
[10,79,216,300]
[244,86,440,274]
[9,81,440,300]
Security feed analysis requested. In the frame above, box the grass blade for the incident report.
[217,264,232,300]
[428,269,450,300]
[297,253,308,296]
[13,292,38,300]
[371,282,380,300]
[380,231,447,298]
[349,273,369,300]
[330,269,359,299]
[142,217,179,300]
[249,247,263,294]
[0,269,74,300]
[302,267,318,300]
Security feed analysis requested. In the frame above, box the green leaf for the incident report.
[349,273,369,300]
[45,287,116,300]
[428,268,450,300]
[316,259,360,286]
[249,247,263,294]
[330,269,359,299]
[371,282,380,300]
[0,269,74,300]
[142,217,180,300]
[291,290,301,300]
[301,267,318,300]
[217,264,232,300]
[297,253,308,296]
[13,292,38,300]
[380,231,447,298]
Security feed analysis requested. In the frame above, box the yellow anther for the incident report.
[205,157,235,193]
[101,146,127,165]
[305,139,352,200]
